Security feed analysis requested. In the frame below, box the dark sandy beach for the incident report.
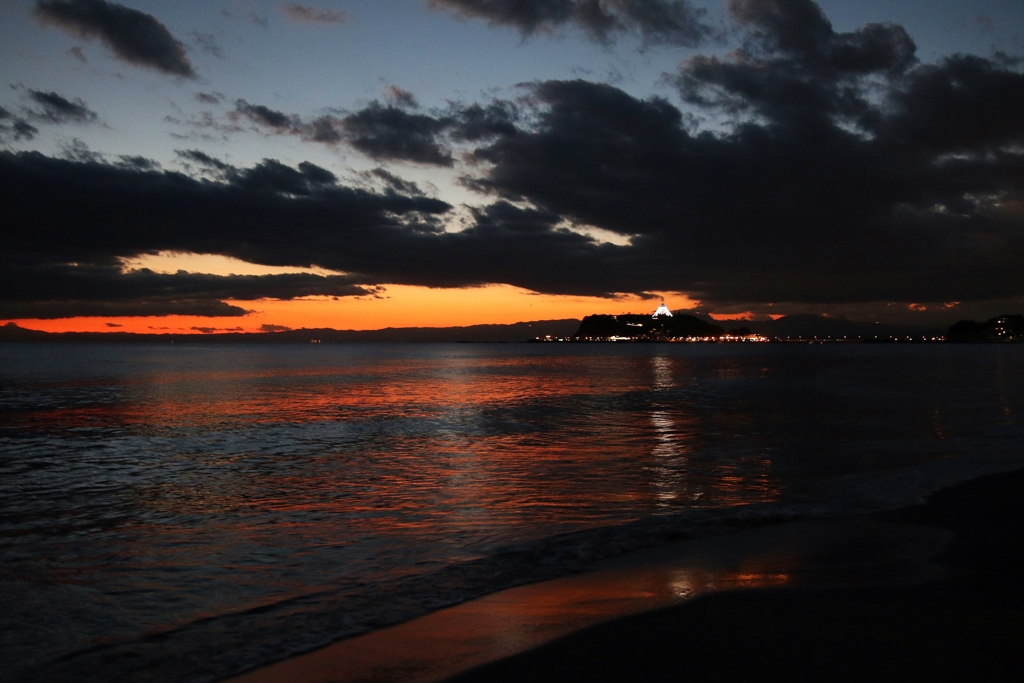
[224,467,1024,683]
[446,468,1024,683]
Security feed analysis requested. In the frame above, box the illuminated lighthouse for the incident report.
[653,301,673,318]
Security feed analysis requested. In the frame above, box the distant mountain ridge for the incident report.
[742,314,946,339]
[5,311,1006,344]
[0,320,581,343]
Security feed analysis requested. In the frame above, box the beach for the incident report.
[222,467,1024,683]
[445,468,1024,682]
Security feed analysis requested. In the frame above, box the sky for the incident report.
[2,0,1023,333]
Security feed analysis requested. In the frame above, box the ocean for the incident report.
[1,342,1022,682]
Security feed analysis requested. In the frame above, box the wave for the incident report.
[16,428,1024,683]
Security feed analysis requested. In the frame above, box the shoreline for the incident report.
[444,467,1024,682]
[219,465,1024,683]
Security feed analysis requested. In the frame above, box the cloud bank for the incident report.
[230,97,518,166]
[26,90,99,124]
[6,0,1024,320]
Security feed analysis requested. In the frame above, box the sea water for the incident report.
[1,343,1022,682]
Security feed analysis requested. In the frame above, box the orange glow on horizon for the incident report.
[3,285,702,334]
[709,311,755,321]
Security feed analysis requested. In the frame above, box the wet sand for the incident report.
[219,467,1011,683]
[446,468,1024,682]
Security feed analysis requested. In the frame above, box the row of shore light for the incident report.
[539,335,949,342]
[540,334,772,342]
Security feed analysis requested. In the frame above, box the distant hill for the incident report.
[571,313,948,341]
[947,315,1023,342]
[5,312,996,344]
[741,314,945,340]
[0,319,581,344]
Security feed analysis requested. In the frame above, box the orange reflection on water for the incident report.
[20,355,628,431]
[644,355,781,510]
[9,351,784,550]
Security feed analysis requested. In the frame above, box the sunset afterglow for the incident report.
[5,285,702,334]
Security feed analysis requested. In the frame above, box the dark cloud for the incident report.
[448,101,519,142]
[234,99,297,130]
[0,300,249,319]
[26,90,99,124]
[34,0,196,78]
[677,0,917,130]
[0,88,98,141]
[0,149,626,312]
[282,4,349,24]
[461,18,1024,307]
[342,102,454,165]
[226,158,340,195]
[877,54,1024,155]
[175,148,232,173]
[192,325,245,334]
[231,99,446,163]
[0,150,457,317]
[69,46,87,62]
[0,107,39,142]
[429,0,711,46]
[176,150,338,194]
[230,97,519,164]
[302,115,345,144]
[260,324,292,332]
[165,110,243,139]
[115,154,160,171]
[194,91,223,105]
[370,167,425,195]
[385,86,419,109]
[231,99,347,144]
[58,137,105,163]
[471,200,562,234]
[2,261,371,302]
[11,120,40,141]
[191,31,224,58]
[400,200,625,294]
[0,261,378,319]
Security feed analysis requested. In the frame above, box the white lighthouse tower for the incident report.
[653,301,673,318]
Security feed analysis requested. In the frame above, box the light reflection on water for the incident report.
[0,342,1021,683]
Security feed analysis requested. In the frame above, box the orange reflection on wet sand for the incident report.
[225,514,950,683]
[225,557,792,683]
